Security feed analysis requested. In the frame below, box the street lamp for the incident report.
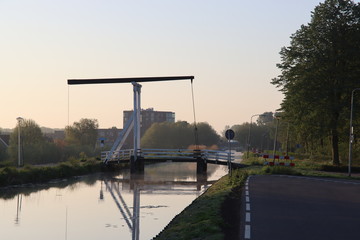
[272,112,281,163]
[285,122,290,157]
[348,88,360,177]
[247,113,265,158]
[16,117,23,167]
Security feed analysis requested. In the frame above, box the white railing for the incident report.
[201,149,234,162]
[101,149,134,163]
[101,148,234,163]
[142,149,195,160]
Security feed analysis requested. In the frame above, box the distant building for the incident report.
[97,127,123,147]
[123,108,175,136]
[121,108,175,148]
[53,130,65,140]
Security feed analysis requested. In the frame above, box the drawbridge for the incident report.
[68,76,237,173]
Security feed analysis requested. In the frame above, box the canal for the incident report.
[0,162,228,240]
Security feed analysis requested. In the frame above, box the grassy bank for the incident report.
[0,158,112,187]
[154,169,249,240]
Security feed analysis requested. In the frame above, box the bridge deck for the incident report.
[102,148,236,165]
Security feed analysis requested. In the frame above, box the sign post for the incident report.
[225,129,235,175]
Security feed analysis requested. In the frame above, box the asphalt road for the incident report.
[241,175,360,240]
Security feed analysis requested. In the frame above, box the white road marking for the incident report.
[245,225,251,239]
[245,176,252,239]
[246,212,251,222]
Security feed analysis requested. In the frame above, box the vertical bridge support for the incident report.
[194,149,207,174]
[132,82,141,162]
[130,155,144,174]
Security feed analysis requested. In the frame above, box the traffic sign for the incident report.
[225,129,235,140]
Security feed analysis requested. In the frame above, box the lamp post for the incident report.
[247,114,263,158]
[260,133,268,152]
[348,88,360,177]
[16,117,23,167]
[272,112,281,163]
[285,122,290,157]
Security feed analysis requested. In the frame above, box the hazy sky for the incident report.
[1,0,333,133]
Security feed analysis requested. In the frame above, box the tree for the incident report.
[195,122,220,146]
[8,119,60,164]
[65,118,99,147]
[141,121,220,149]
[257,112,274,125]
[230,124,249,147]
[230,122,273,152]
[272,0,360,165]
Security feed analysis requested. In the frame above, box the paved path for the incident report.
[241,175,360,240]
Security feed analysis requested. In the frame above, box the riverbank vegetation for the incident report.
[0,158,105,187]
[154,169,249,240]
[1,118,101,166]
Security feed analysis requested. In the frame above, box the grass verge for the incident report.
[153,169,249,240]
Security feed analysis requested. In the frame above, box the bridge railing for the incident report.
[101,149,134,162]
[201,149,234,162]
[142,149,194,160]
[101,149,234,163]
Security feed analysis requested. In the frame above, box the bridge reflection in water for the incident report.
[1,162,227,240]
[100,164,218,240]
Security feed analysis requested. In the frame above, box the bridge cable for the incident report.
[190,79,199,150]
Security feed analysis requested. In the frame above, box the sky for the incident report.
[0,0,332,134]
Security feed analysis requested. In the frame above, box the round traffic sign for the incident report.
[225,129,235,140]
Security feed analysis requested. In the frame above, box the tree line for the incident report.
[0,119,222,165]
[1,114,292,166]
[272,0,360,165]
[0,118,100,165]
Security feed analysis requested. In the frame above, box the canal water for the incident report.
[0,162,228,240]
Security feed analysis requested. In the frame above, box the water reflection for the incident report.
[103,169,215,240]
[15,194,22,225]
[0,162,227,240]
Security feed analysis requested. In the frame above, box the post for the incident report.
[285,122,290,157]
[228,139,232,176]
[132,82,142,161]
[195,149,207,174]
[247,114,258,158]
[246,117,253,159]
[18,125,21,167]
[16,117,23,167]
[348,88,360,177]
[132,185,140,240]
[272,115,280,163]
[247,114,265,158]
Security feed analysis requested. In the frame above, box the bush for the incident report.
[261,165,302,176]
[0,159,103,187]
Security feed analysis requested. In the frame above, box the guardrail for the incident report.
[101,149,234,163]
